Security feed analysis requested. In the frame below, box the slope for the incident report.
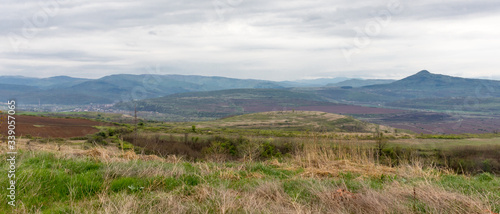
[201,111,395,133]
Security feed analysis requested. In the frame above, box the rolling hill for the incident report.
[114,88,407,121]
[201,111,395,133]
[114,88,331,120]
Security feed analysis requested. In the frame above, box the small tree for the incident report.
[191,125,196,133]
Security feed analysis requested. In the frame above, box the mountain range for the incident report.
[1,74,286,104]
[4,71,500,116]
[111,71,500,120]
[327,79,395,88]
[0,74,378,105]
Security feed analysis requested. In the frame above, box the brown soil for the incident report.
[0,115,112,138]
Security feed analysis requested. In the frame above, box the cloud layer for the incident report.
[1,0,500,80]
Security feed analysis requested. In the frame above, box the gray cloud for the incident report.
[1,0,499,80]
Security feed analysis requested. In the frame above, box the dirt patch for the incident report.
[381,112,453,123]
[372,112,500,134]
[385,117,500,134]
[0,115,112,138]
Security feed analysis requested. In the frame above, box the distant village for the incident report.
[19,104,116,113]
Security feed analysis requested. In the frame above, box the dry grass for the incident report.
[289,138,397,178]
[311,182,487,213]
[60,179,490,214]
[3,136,498,214]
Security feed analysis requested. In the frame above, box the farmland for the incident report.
[0,115,112,138]
[364,112,500,134]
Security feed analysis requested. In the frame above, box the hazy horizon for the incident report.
[1,70,500,82]
[2,0,500,81]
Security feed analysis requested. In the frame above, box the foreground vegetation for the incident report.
[2,111,499,213]
[1,138,499,214]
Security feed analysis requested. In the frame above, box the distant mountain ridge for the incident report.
[0,75,90,89]
[327,79,395,87]
[280,77,350,87]
[362,70,500,98]
[0,74,285,104]
[4,71,500,109]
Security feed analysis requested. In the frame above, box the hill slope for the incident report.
[203,111,395,133]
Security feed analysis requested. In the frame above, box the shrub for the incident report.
[87,134,107,145]
[259,141,282,159]
[440,145,500,174]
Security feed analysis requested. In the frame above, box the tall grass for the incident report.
[1,135,499,213]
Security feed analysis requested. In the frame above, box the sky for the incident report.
[1,0,500,81]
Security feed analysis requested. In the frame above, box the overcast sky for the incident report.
[1,0,500,81]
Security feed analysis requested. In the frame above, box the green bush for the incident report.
[86,134,107,145]
[204,140,238,157]
[259,141,282,159]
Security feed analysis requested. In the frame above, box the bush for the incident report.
[87,134,107,145]
[122,134,301,161]
[259,141,282,159]
[440,145,500,174]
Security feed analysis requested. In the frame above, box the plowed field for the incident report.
[1,115,110,138]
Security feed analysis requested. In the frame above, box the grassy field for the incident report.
[1,111,499,213]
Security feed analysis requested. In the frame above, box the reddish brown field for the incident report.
[385,117,500,134]
[0,115,110,138]
[229,99,406,115]
[369,112,500,134]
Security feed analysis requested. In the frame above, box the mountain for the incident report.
[0,83,40,101]
[7,71,500,111]
[279,77,350,87]
[5,74,285,105]
[0,75,89,89]
[362,70,500,99]
[160,74,284,90]
[327,79,396,88]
